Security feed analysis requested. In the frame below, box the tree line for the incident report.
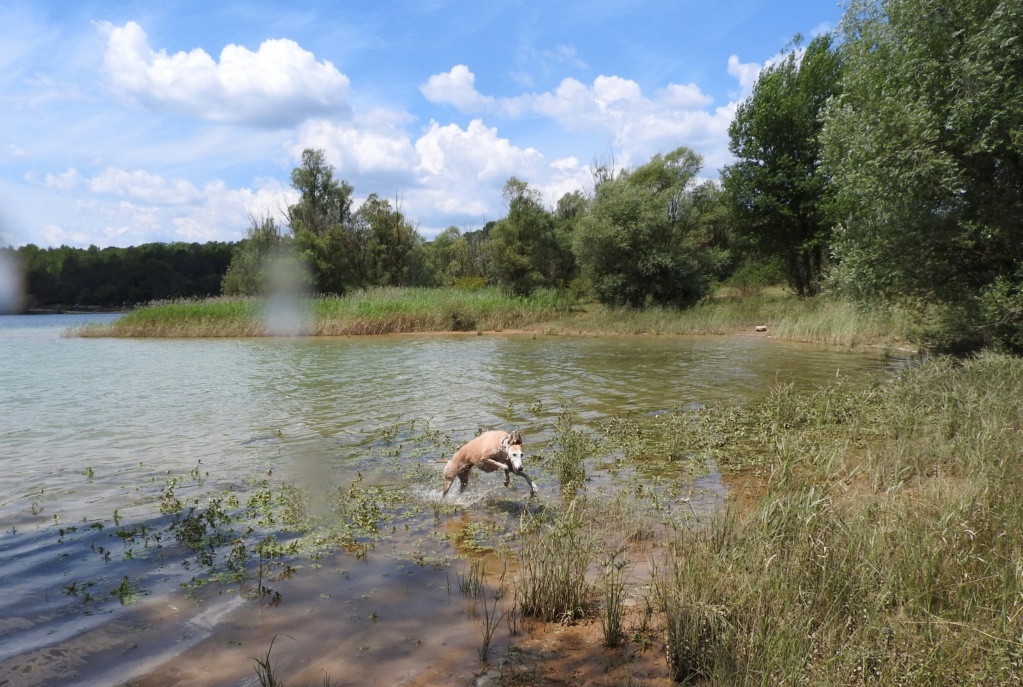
[4,0,1020,352]
[4,242,233,310]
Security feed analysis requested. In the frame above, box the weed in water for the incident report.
[598,544,631,648]
[252,636,283,687]
[477,581,506,662]
[517,499,593,623]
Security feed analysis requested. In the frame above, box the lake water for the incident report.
[0,314,894,685]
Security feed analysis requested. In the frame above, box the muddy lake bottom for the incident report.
[0,481,698,687]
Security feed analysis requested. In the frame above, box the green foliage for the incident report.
[487,178,573,296]
[723,34,842,297]
[573,147,729,308]
[288,148,359,295]
[287,150,428,295]
[354,193,425,287]
[545,411,594,494]
[10,241,233,309]
[222,215,308,297]
[822,0,1023,349]
[517,501,594,622]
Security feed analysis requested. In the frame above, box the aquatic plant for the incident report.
[516,499,594,622]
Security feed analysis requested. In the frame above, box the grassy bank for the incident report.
[536,289,916,349]
[73,286,918,350]
[490,354,1023,685]
[73,287,575,338]
[650,354,1023,684]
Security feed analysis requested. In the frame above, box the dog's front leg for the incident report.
[480,458,510,473]
[518,471,538,496]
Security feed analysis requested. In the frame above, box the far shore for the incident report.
[67,286,922,353]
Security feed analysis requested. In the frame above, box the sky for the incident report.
[0,0,844,250]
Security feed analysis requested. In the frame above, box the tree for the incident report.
[222,215,302,296]
[821,0,1023,351]
[552,190,587,288]
[355,193,425,287]
[573,147,729,307]
[487,178,566,296]
[722,34,842,297]
[287,149,357,295]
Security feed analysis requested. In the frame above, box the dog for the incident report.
[441,430,538,498]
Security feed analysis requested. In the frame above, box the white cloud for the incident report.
[87,168,202,205]
[420,65,494,113]
[290,109,418,175]
[23,166,296,248]
[726,55,763,100]
[420,65,738,167]
[415,119,544,182]
[42,168,84,191]
[99,21,352,127]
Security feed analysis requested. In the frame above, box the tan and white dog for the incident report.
[441,430,538,498]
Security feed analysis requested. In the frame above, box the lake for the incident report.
[0,314,894,685]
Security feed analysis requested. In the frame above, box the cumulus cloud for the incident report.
[27,165,295,247]
[289,108,419,176]
[99,21,352,127]
[410,120,590,231]
[420,65,495,113]
[415,119,544,182]
[419,64,739,167]
[727,54,763,98]
[88,168,202,205]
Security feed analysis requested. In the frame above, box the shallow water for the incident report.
[0,314,894,685]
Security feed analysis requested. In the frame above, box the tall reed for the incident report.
[74,287,576,338]
[653,353,1023,684]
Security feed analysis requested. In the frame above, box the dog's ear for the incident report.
[510,430,521,445]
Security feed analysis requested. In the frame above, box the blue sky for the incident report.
[0,0,843,249]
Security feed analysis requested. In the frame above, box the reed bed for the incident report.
[539,292,916,349]
[652,353,1023,684]
[73,287,575,338]
[72,286,918,350]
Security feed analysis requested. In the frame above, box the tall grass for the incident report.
[541,291,917,349]
[74,287,574,338]
[653,353,1023,684]
[72,285,919,349]
[517,500,594,623]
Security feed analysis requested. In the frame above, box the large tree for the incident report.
[722,34,842,297]
[287,149,358,295]
[822,0,1023,350]
[221,215,302,296]
[487,178,567,296]
[355,193,424,287]
[573,147,729,308]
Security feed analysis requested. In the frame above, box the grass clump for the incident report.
[652,353,1023,684]
[516,500,594,623]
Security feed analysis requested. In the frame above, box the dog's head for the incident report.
[501,430,524,473]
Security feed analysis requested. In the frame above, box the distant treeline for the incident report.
[4,242,234,310]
